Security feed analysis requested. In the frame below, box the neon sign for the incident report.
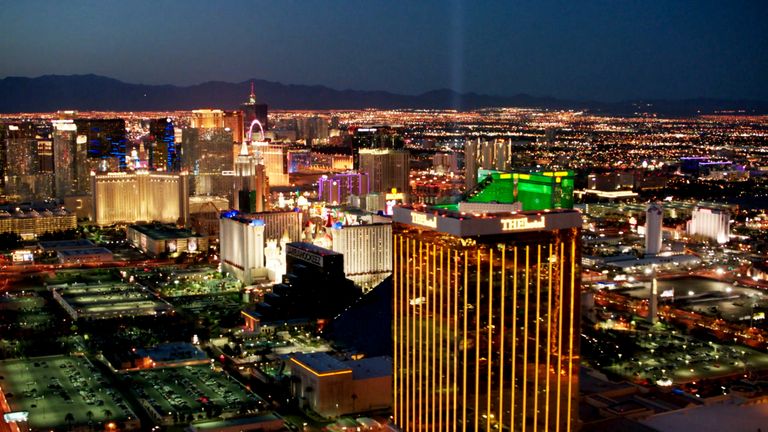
[411,212,437,228]
[500,217,545,231]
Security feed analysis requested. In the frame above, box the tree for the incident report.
[65,412,75,430]
[102,408,112,419]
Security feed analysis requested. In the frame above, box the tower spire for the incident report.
[249,81,256,103]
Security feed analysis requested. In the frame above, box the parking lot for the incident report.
[50,282,172,320]
[0,355,136,429]
[123,365,265,421]
[596,321,768,386]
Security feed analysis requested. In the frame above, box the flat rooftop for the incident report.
[292,352,350,375]
[51,283,171,319]
[57,247,113,256]
[348,356,392,380]
[38,239,95,250]
[128,224,200,240]
[392,205,581,237]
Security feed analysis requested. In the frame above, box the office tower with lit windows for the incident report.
[2,122,55,200]
[147,118,179,171]
[181,127,235,196]
[53,120,89,198]
[358,148,409,194]
[91,171,189,226]
[317,172,370,204]
[74,118,127,172]
[392,204,581,432]
[465,138,515,189]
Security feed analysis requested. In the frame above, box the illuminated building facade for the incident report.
[190,109,225,129]
[74,118,127,172]
[262,144,290,187]
[148,118,179,171]
[392,206,581,431]
[645,203,663,255]
[358,148,409,194]
[442,171,575,212]
[687,206,730,244]
[91,171,189,226]
[0,207,77,239]
[126,224,208,256]
[330,222,392,288]
[289,353,392,418]
[53,120,89,197]
[464,138,514,188]
[181,127,235,196]
[318,172,370,204]
[219,211,302,284]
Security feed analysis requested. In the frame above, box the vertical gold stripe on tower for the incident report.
[431,244,437,430]
[566,237,576,432]
[486,248,493,432]
[413,238,418,431]
[418,240,424,431]
[544,243,553,432]
[533,244,542,432]
[474,249,481,432]
[498,247,506,428]
[510,246,518,431]
[405,237,412,430]
[522,245,530,432]
[462,249,468,432]
[555,243,564,432]
[393,235,398,425]
[454,249,459,432]
[439,247,445,430]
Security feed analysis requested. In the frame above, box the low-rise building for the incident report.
[126,224,208,256]
[289,352,392,418]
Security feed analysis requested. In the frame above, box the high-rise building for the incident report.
[645,203,663,255]
[465,138,515,189]
[91,171,189,226]
[73,119,127,173]
[53,120,89,198]
[242,82,268,132]
[329,222,392,289]
[392,205,581,431]
[358,148,409,194]
[432,151,458,174]
[222,110,244,143]
[190,109,225,129]
[688,206,730,244]
[219,210,302,284]
[181,127,235,196]
[2,122,54,200]
[147,118,179,172]
[318,172,370,204]
[233,141,268,213]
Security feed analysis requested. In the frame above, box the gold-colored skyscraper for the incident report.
[392,205,581,431]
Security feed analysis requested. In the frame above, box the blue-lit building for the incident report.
[148,118,179,172]
[74,119,127,172]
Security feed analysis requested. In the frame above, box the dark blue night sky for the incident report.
[1,0,766,101]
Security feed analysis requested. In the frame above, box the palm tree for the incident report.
[64,413,75,430]
[102,408,113,419]
[86,410,94,431]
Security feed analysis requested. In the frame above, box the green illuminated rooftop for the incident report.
[435,170,575,212]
